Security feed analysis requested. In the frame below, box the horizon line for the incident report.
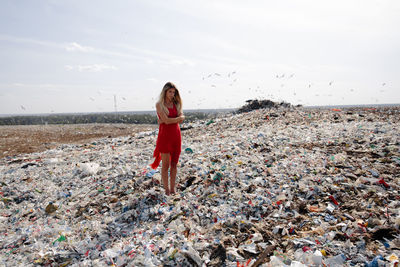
[1,102,400,117]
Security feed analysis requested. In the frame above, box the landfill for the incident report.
[1,106,399,266]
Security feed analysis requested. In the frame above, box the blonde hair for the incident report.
[157,82,183,115]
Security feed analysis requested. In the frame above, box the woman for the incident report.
[151,82,185,195]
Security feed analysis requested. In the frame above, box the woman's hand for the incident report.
[177,115,185,123]
[156,103,185,124]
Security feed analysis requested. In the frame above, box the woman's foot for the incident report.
[165,188,170,196]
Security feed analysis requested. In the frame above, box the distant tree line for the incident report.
[0,112,212,125]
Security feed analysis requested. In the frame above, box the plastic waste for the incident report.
[323,253,346,266]
[77,162,100,175]
[1,105,399,266]
[184,147,194,153]
[364,255,385,267]
[206,119,215,125]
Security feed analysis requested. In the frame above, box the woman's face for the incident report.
[166,88,176,101]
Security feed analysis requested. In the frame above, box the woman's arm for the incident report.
[156,103,184,124]
[177,111,185,124]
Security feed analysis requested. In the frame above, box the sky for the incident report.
[0,0,399,115]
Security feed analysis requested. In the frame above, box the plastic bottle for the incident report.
[269,256,287,266]
[323,253,346,266]
[312,250,323,266]
[293,248,314,266]
[146,169,156,177]
[364,255,385,267]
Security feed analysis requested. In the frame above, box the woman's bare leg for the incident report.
[170,165,177,194]
[161,153,170,195]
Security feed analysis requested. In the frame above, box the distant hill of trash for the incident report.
[237,99,296,113]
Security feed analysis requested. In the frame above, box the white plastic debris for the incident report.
[1,105,399,266]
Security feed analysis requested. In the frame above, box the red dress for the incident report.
[150,104,182,169]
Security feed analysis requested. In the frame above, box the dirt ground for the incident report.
[0,123,157,158]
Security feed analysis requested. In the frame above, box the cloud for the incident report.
[0,34,62,48]
[65,42,94,52]
[115,43,196,67]
[0,83,69,93]
[146,78,159,83]
[168,58,195,67]
[0,35,100,55]
[65,64,118,72]
[12,83,26,87]
[0,34,157,64]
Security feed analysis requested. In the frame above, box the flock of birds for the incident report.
[202,71,238,88]
[199,71,389,106]
[18,72,389,112]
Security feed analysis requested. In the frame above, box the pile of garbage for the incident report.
[1,106,399,266]
[237,99,293,113]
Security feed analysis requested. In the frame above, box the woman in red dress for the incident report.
[151,82,185,195]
